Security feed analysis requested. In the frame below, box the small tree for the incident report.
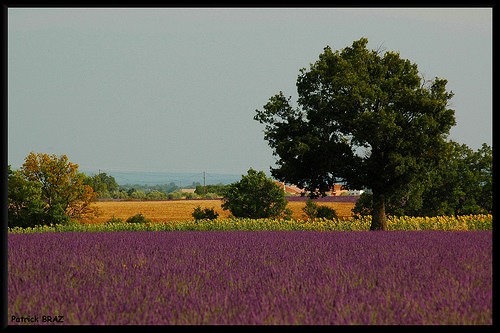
[303,198,318,219]
[221,168,292,219]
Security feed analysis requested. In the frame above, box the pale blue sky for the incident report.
[8,8,492,176]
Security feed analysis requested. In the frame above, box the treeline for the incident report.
[7,152,235,229]
[83,175,231,200]
[353,142,492,217]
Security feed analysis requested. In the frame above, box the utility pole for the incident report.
[204,171,206,196]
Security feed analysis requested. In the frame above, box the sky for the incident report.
[8,7,492,178]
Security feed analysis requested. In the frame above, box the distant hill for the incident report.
[79,170,243,186]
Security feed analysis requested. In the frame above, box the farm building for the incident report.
[273,181,308,195]
[272,181,352,196]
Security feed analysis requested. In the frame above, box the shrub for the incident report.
[106,215,124,224]
[192,206,219,220]
[315,206,337,220]
[126,213,151,224]
[303,198,337,220]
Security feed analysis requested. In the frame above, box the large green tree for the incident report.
[254,38,456,230]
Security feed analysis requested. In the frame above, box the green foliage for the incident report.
[352,193,375,217]
[315,206,338,220]
[83,172,119,199]
[106,215,124,224]
[192,206,219,220]
[302,198,318,219]
[8,166,47,228]
[194,184,230,197]
[353,142,492,217]
[130,190,146,200]
[221,168,292,219]
[182,192,200,199]
[423,141,492,215]
[168,191,182,200]
[8,153,101,228]
[17,152,100,223]
[255,38,456,230]
[146,190,168,200]
[113,190,129,199]
[302,198,337,220]
[126,213,151,224]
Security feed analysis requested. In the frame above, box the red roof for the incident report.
[272,181,347,196]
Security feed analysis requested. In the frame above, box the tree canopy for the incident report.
[254,38,456,230]
[15,152,101,224]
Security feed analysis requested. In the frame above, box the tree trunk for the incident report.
[370,191,387,231]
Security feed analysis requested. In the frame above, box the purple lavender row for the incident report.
[8,231,492,325]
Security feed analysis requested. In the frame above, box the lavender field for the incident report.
[8,231,492,325]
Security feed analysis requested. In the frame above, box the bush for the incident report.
[106,215,124,224]
[315,206,337,219]
[302,198,337,220]
[192,206,219,220]
[126,213,151,224]
[221,168,292,219]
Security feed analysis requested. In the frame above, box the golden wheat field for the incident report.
[90,200,356,224]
